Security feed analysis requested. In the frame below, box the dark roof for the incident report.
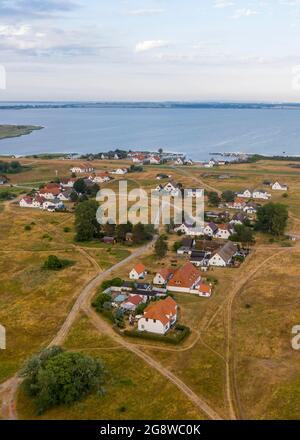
[135,283,151,291]
[181,238,194,248]
[215,242,238,262]
[207,222,219,233]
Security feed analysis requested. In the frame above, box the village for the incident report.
[0,152,297,422]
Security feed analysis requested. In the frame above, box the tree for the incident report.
[102,222,116,237]
[255,203,288,236]
[173,241,181,252]
[229,224,255,245]
[20,348,104,415]
[208,191,221,207]
[115,222,132,241]
[75,200,100,241]
[222,190,235,203]
[132,222,151,243]
[155,235,168,258]
[43,255,72,270]
[73,178,87,194]
[92,293,112,311]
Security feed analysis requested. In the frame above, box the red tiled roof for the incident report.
[143,296,177,325]
[132,263,146,275]
[167,262,200,289]
[157,267,174,281]
[124,295,143,306]
[198,283,211,294]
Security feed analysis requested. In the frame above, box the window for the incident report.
[153,319,156,323]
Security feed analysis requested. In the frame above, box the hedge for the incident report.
[121,324,190,345]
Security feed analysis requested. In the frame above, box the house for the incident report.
[57,189,72,201]
[39,186,61,200]
[102,236,116,244]
[60,177,77,188]
[208,242,238,267]
[271,181,288,191]
[175,157,184,165]
[32,195,46,208]
[132,154,145,163]
[153,268,174,285]
[243,202,258,215]
[215,224,232,240]
[177,238,195,255]
[167,262,201,293]
[89,172,111,183]
[204,222,219,237]
[129,263,147,280]
[203,159,216,168]
[0,175,8,185]
[19,196,33,208]
[252,189,271,200]
[174,222,204,237]
[237,189,252,199]
[227,197,247,210]
[174,222,193,235]
[190,250,210,267]
[149,156,161,165]
[185,159,194,165]
[198,283,212,298]
[70,163,94,174]
[138,296,178,335]
[42,198,64,211]
[156,181,182,197]
[112,294,128,306]
[230,212,248,226]
[121,295,144,311]
[110,168,128,175]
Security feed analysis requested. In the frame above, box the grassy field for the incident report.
[1,156,300,420]
[232,249,300,419]
[17,313,206,420]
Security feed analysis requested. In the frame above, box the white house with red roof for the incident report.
[153,268,174,285]
[121,294,144,311]
[129,263,147,280]
[167,262,201,294]
[215,224,232,240]
[138,296,177,334]
[19,196,34,208]
[149,156,161,165]
[198,283,212,298]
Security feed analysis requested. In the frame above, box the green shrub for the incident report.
[43,255,73,271]
[20,347,104,415]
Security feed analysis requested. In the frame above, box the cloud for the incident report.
[232,8,259,19]
[125,9,165,16]
[135,40,170,53]
[0,0,79,17]
[0,23,120,57]
[213,0,234,8]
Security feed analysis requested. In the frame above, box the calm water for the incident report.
[0,107,300,160]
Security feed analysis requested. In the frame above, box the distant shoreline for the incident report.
[1,101,300,110]
[0,125,43,141]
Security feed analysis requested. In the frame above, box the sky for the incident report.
[1,0,300,101]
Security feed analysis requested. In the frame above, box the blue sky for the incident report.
[1,0,300,101]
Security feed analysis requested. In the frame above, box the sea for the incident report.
[0,102,300,160]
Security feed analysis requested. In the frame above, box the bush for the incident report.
[92,293,112,311]
[63,227,71,233]
[100,278,124,291]
[43,255,73,271]
[20,347,104,415]
[24,224,31,231]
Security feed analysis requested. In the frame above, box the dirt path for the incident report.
[173,166,222,195]
[82,306,223,420]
